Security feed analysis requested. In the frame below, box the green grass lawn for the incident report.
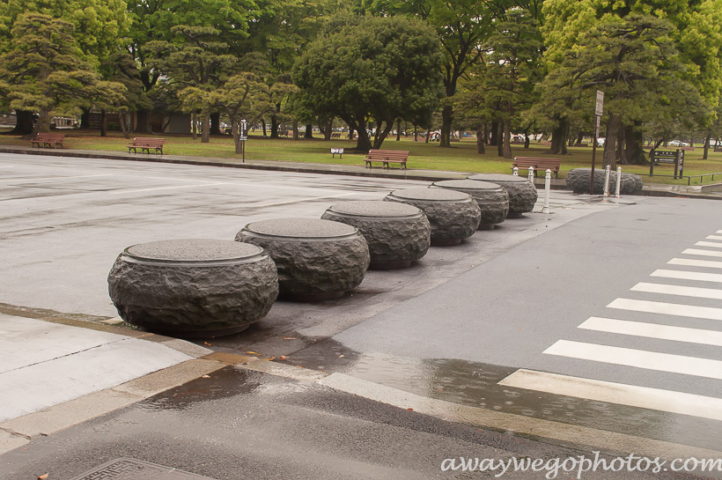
[3,130,722,185]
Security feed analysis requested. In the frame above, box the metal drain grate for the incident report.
[69,458,216,480]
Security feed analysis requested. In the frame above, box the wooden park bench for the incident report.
[31,133,65,149]
[512,156,561,178]
[127,137,165,155]
[679,146,695,151]
[331,132,342,139]
[715,146,722,153]
[364,149,409,169]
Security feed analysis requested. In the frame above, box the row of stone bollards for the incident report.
[106,174,539,339]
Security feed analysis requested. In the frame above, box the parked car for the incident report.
[668,140,690,146]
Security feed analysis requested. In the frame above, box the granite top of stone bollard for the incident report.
[327,201,422,218]
[433,179,502,190]
[468,173,529,183]
[388,187,471,201]
[125,239,264,262]
[243,218,359,238]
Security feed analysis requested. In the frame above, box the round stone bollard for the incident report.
[107,239,278,338]
[384,187,481,246]
[235,218,369,301]
[565,168,643,195]
[431,179,509,229]
[467,173,538,218]
[321,201,430,269]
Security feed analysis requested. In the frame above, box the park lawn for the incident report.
[3,131,722,185]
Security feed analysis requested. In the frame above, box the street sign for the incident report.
[595,91,604,116]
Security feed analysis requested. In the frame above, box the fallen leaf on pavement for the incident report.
[203,342,212,346]
[246,351,259,355]
[407,408,414,412]
[201,375,210,378]
[282,337,296,340]
[279,355,287,360]
[37,474,49,479]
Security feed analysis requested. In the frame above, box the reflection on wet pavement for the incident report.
[284,339,722,451]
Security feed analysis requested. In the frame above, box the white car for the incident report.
[668,140,689,146]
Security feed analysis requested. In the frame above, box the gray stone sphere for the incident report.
[235,218,369,301]
[107,239,278,338]
[432,179,509,229]
[384,187,481,246]
[321,201,431,269]
[565,168,644,194]
[467,174,538,218]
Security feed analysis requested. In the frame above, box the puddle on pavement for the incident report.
[284,339,722,452]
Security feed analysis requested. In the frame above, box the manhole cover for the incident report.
[69,458,216,480]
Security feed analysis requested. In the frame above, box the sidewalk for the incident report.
[1,144,721,199]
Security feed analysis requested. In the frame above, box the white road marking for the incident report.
[684,248,722,258]
[2,174,112,184]
[579,316,722,346]
[708,235,722,240]
[651,269,722,283]
[669,258,722,270]
[696,241,722,249]
[631,282,722,300]
[544,340,722,380]
[499,369,722,421]
[608,298,722,321]
[142,176,347,194]
[108,183,227,195]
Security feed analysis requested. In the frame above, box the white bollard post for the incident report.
[542,169,551,214]
[603,165,611,197]
[528,166,534,183]
[512,166,519,176]
[615,166,622,199]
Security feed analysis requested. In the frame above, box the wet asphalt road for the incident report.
[0,367,706,480]
[2,153,722,478]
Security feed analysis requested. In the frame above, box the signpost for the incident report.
[239,119,248,163]
[650,149,684,179]
[590,90,604,194]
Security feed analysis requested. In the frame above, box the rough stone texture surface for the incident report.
[467,174,538,216]
[107,239,278,338]
[565,168,644,194]
[384,188,481,243]
[322,201,431,268]
[236,219,369,300]
[432,180,509,227]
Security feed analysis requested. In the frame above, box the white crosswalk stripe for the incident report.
[500,370,722,422]
[578,317,722,346]
[500,230,722,423]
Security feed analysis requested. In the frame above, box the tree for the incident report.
[0,0,128,135]
[0,13,126,137]
[293,15,443,151]
[146,25,237,142]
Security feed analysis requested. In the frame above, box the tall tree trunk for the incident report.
[497,122,504,157]
[201,115,210,143]
[34,108,51,135]
[232,116,242,154]
[414,125,418,142]
[80,109,91,130]
[372,120,395,149]
[292,120,299,140]
[550,118,569,155]
[575,129,584,145]
[100,109,107,137]
[304,123,313,139]
[262,120,267,137]
[624,123,647,165]
[353,119,372,151]
[489,121,499,146]
[476,125,485,154]
[118,111,130,139]
[348,127,354,140]
[5,110,34,136]
[210,112,221,135]
[704,134,711,160]
[617,121,627,165]
[191,113,197,140]
[603,113,621,169]
[502,118,512,159]
[135,109,152,133]
[440,105,453,148]
[425,127,431,144]
[396,119,401,141]
[270,114,279,139]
